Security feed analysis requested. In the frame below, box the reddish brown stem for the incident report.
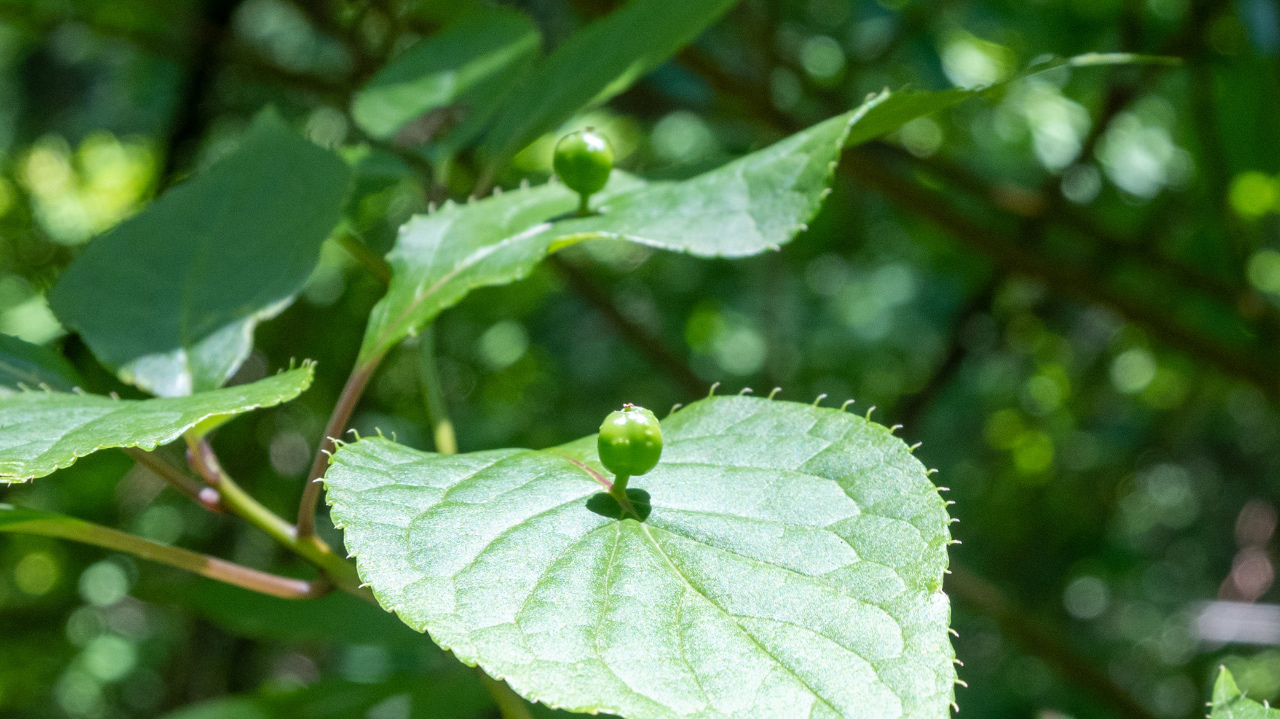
[123,447,223,513]
[297,360,378,537]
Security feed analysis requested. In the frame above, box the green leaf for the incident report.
[0,364,313,482]
[0,333,80,392]
[351,7,540,143]
[1211,667,1280,719]
[356,90,929,366]
[48,111,351,397]
[160,672,493,719]
[480,0,738,165]
[355,172,645,365]
[325,396,956,719]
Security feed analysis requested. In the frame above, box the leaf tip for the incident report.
[864,405,876,419]
[707,381,721,397]
[768,387,781,399]
[667,403,683,417]
[812,393,827,407]
[840,399,855,411]
[738,387,753,395]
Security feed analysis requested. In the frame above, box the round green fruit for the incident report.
[554,129,614,198]
[597,404,663,477]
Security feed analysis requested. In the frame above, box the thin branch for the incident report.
[299,360,378,537]
[892,277,1000,433]
[337,232,392,284]
[122,447,223,513]
[842,149,1280,397]
[548,254,706,397]
[185,434,374,602]
[947,564,1160,719]
[0,509,327,600]
[417,325,458,455]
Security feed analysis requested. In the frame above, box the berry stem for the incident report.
[577,193,591,217]
[609,473,642,520]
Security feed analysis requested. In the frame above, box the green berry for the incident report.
[554,129,614,198]
[597,404,663,477]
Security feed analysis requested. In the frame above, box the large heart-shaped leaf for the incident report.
[0,333,80,392]
[324,396,956,719]
[0,365,312,482]
[351,6,540,143]
[1211,667,1279,719]
[480,0,739,166]
[48,111,351,397]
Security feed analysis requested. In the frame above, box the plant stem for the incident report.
[337,232,391,284]
[577,193,591,217]
[122,447,222,513]
[299,359,378,538]
[416,325,457,455]
[477,670,536,719]
[0,508,326,600]
[185,434,375,603]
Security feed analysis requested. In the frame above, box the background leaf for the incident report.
[47,111,350,397]
[325,395,955,719]
[480,0,739,167]
[159,672,493,719]
[0,365,312,482]
[0,333,80,391]
[351,7,540,144]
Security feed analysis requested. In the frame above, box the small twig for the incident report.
[185,434,374,602]
[892,277,1000,432]
[299,360,378,537]
[417,325,458,455]
[123,447,222,513]
[947,564,1160,719]
[548,254,705,396]
[336,232,392,284]
[0,508,329,600]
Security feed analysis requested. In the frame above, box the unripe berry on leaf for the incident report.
[554,129,614,200]
[597,404,663,477]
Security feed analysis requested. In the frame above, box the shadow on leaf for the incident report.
[586,489,651,521]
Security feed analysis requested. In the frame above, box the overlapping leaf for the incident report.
[1211,667,1280,719]
[480,0,739,165]
[48,112,351,397]
[351,7,540,143]
[0,333,80,392]
[0,365,313,482]
[325,396,955,719]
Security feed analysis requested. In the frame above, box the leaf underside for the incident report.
[325,396,956,719]
[48,111,350,397]
[0,365,313,482]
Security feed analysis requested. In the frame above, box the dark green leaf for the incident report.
[325,396,956,719]
[0,365,312,482]
[351,7,540,143]
[0,333,80,391]
[48,111,351,397]
[480,0,739,165]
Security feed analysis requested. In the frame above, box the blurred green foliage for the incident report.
[0,0,1279,717]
